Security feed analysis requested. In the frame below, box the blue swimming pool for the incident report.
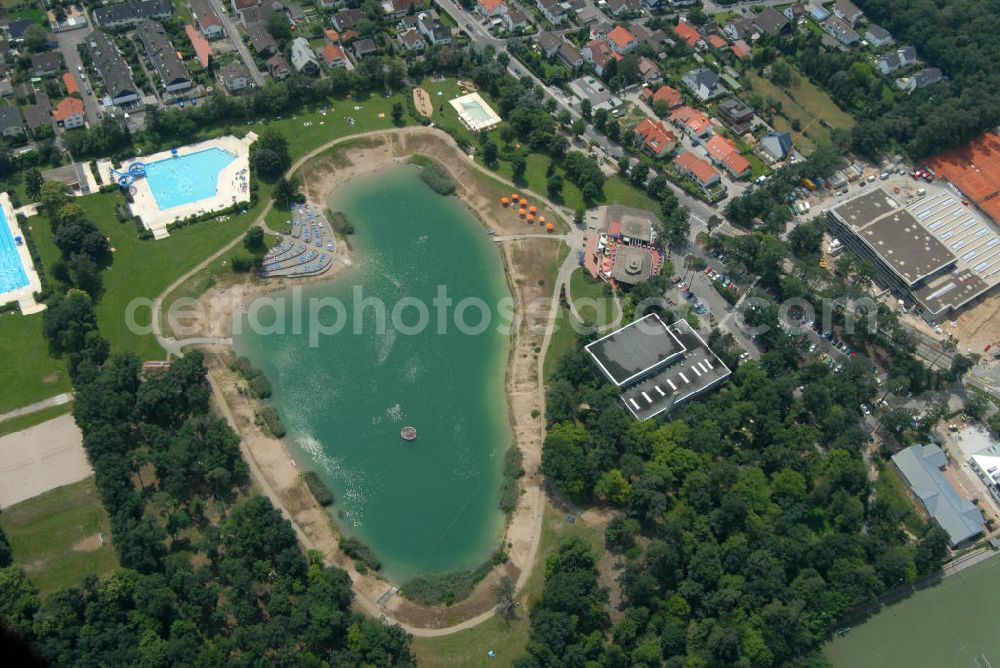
[142,147,237,211]
[0,205,29,296]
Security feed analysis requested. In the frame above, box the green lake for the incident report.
[234,166,511,582]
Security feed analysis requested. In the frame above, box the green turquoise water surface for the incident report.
[234,166,511,582]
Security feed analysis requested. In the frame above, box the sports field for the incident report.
[823,554,1000,668]
[926,131,1000,224]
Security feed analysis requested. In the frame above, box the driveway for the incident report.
[56,26,100,126]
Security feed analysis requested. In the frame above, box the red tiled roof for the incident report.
[324,28,340,42]
[731,39,751,58]
[608,220,621,237]
[651,84,681,109]
[322,43,345,65]
[707,34,727,49]
[635,117,677,155]
[705,135,750,176]
[340,29,359,42]
[607,25,636,49]
[62,71,79,95]
[670,105,712,135]
[674,20,701,47]
[674,151,719,185]
[185,24,211,68]
[479,0,504,12]
[53,97,84,122]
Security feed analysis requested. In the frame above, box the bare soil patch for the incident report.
[71,533,103,552]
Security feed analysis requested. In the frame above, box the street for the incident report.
[55,26,100,127]
[209,0,266,88]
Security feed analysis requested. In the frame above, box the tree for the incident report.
[593,107,608,132]
[495,576,517,620]
[391,101,404,126]
[570,118,585,136]
[482,140,499,168]
[24,168,43,201]
[244,226,264,252]
[547,173,563,199]
[580,98,592,120]
[272,177,299,209]
[511,154,526,183]
[0,527,11,568]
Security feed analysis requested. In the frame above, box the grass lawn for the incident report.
[412,503,605,667]
[0,402,73,437]
[744,62,854,154]
[603,176,661,212]
[0,477,119,595]
[494,152,586,213]
[568,268,614,327]
[543,303,580,381]
[0,312,71,414]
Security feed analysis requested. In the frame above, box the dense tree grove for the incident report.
[2,297,414,665]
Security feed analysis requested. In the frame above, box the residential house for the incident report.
[669,105,712,138]
[290,37,320,75]
[637,56,661,85]
[783,2,807,22]
[30,51,61,76]
[220,60,250,92]
[324,28,341,43]
[190,0,224,39]
[576,7,599,25]
[503,8,527,32]
[185,24,212,68]
[539,0,567,26]
[641,84,681,111]
[808,2,830,21]
[63,72,80,96]
[23,95,52,134]
[877,53,900,75]
[332,8,365,32]
[822,16,858,46]
[5,19,34,42]
[607,26,637,54]
[674,151,720,190]
[753,7,789,37]
[898,67,942,93]
[399,28,425,52]
[537,31,560,58]
[704,134,750,179]
[865,24,893,48]
[0,105,24,139]
[681,67,723,101]
[723,17,754,42]
[634,117,677,158]
[417,12,451,45]
[477,0,507,19]
[352,38,378,60]
[287,4,306,22]
[674,20,701,48]
[605,0,640,17]
[630,23,668,50]
[706,34,727,52]
[897,45,917,67]
[247,24,277,56]
[86,30,139,106]
[760,130,792,162]
[557,42,583,70]
[717,97,754,134]
[582,39,620,77]
[137,19,191,93]
[832,0,863,26]
[93,0,172,29]
[52,96,84,129]
[340,29,360,43]
[731,39,751,59]
[322,42,349,67]
[381,0,421,19]
[266,53,291,79]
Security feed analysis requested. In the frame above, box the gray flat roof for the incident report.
[620,319,731,420]
[586,313,685,386]
[612,245,654,285]
[892,444,983,546]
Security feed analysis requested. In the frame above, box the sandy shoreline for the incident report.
[167,129,564,633]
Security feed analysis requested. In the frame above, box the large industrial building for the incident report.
[826,187,1000,321]
[586,314,731,420]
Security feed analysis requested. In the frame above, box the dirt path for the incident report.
[153,128,582,636]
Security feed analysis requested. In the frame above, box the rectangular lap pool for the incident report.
[0,205,28,296]
[142,147,236,211]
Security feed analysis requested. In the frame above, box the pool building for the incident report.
[0,192,44,314]
[586,313,731,420]
[111,135,252,239]
[450,92,501,132]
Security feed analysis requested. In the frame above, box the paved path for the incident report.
[0,393,73,424]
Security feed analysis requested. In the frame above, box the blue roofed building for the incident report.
[892,444,984,547]
[760,131,792,162]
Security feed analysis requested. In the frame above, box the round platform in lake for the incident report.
[400,426,417,441]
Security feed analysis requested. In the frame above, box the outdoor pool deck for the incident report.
[0,192,44,315]
[449,92,501,132]
[118,135,252,240]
